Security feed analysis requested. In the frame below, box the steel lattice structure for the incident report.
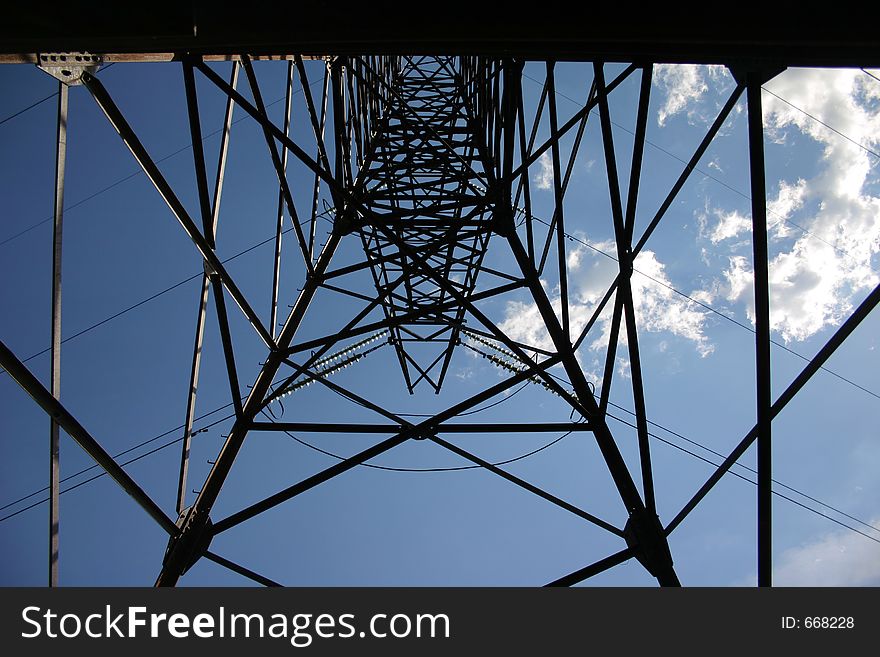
[1,11,879,587]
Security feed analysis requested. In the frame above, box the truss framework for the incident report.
[2,47,878,588]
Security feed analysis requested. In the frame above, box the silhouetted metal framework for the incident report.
[1,20,878,587]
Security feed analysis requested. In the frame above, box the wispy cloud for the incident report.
[771,518,880,586]
[699,179,807,245]
[533,152,554,190]
[498,238,714,385]
[653,64,730,127]
[704,208,752,245]
[454,366,475,381]
[767,178,808,239]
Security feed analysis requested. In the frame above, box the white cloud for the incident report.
[624,249,714,357]
[707,209,751,244]
[497,299,555,355]
[700,179,807,245]
[767,178,808,239]
[533,152,554,190]
[502,69,880,376]
[724,255,752,308]
[653,64,730,127]
[454,367,475,381]
[772,518,880,586]
[498,238,714,381]
[689,286,717,306]
[717,69,880,343]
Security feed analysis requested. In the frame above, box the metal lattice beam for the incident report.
[2,38,877,589]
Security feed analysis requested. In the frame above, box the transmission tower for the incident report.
[1,9,878,587]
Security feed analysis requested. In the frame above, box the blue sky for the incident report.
[1,59,879,586]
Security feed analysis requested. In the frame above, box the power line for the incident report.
[2,278,875,546]
[0,407,237,524]
[546,368,880,543]
[0,381,535,518]
[2,198,336,376]
[0,63,116,129]
[6,359,873,546]
[6,361,876,552]
[600,393,880,536]
[523,70,877,273]
[519,72,880,401]
[0,92,57,128]
[1,61,876,566]
[1,166,170,247]
[604,410,880,545]
[0,402,237,514]
[546,359,880,541]
[761,87,880,160]
[259,407,578,473]
[0,222,309,373]
[0,66,322,248]
[530,215,880,403]
[3,70,873,408]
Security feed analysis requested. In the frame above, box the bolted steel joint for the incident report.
[623,508,674,580]
[161,507,213,580]
[38,52,103,85]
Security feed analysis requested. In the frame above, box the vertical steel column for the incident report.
[177,276,210,515]
[271,60,295,336]
[176,62,239,516]
[48,80,68,587]
[331,58,350,189]
[545,62,570,338]
[500,59,519,234]
[309,65,330,260]
[747,76,773,587]
[240,56,312,272]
